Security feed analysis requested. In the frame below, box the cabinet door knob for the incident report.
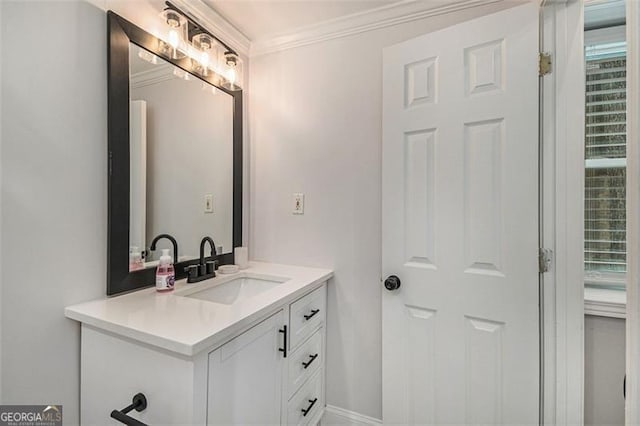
[384,275,401,291]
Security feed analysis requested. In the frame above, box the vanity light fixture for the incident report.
[192,33,215,77]
[221,51,242,91]
[159,1,243,90]
[160,7,187,60]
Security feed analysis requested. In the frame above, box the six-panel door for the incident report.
[382,3,540,424]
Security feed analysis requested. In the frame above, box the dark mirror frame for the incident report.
[107,11,243,296]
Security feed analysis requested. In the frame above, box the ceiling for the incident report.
[203,0,401,41]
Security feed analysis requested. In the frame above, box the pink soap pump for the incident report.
[156,249,175,292]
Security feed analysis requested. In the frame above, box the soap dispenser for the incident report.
[156,249,175,292]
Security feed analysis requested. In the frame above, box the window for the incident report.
[584,25,627,288]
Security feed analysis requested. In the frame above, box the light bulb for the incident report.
[226,68,236,86]
[168,29,180,49]
[220,52,242,90]
[200,52,210,68]
[160,8,186,59]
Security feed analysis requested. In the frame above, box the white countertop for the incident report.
[65,262,333,356]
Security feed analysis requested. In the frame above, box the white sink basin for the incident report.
[184,276,288,305]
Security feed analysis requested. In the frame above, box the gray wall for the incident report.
[248,2,517,419]
[1,2,107,423]
[585,315,626,426]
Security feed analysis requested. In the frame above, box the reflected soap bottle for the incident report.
[156,249,175,292]
[129,246,143,271]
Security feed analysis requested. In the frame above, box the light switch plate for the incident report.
[293,193,304,214]
[204,194,213,213]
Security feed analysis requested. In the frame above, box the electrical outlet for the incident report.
[293,193,304,215]
[204,194,213,213]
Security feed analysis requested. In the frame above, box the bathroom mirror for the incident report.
[107,11,242,296]
[128,43,233,267]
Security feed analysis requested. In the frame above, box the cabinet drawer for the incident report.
[289,285,326,350]
[288,328,323,399]
[287,369,323,426]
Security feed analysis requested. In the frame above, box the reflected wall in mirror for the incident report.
[128,44,233,271]
[107,11,242,296]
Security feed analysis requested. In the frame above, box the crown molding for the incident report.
[250,0,505,57]
[170,0,251,58]
[131,64,174,89]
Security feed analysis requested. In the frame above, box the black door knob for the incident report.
[384,275,401,291]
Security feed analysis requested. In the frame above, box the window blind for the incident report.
[584,46,626,274]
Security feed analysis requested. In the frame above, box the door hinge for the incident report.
[539,52,552,76]
[539,248,553,273]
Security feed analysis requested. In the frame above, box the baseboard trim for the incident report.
[322,405,382,425]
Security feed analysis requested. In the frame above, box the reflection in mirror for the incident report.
[128,43,233,271]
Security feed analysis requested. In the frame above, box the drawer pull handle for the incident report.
[302,353,319,369]
[303,309,320,321]
[301,398,318,417]
[279,325,287,358]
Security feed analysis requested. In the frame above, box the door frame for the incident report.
[626,0,640,423]
[540,0,585,424]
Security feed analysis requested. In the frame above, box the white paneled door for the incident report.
[382,4,540,424]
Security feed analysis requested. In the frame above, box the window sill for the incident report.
[584,287,626,318]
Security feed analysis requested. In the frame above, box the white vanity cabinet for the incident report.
[207,310,285,424]
[208,284,326,425]
[75,274,328,426]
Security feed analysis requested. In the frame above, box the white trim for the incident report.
[585,287,627,318]
[626,0,640,423]
[322,405,382,425]
[170,0,251,58]
[130,64,174,89]
[585,158,627,168]
[541,0,585,424]
[249,0,503,57]
[585,299,626,318]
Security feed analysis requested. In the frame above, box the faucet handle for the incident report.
[184,265,199,282]
[206,260,218,275]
